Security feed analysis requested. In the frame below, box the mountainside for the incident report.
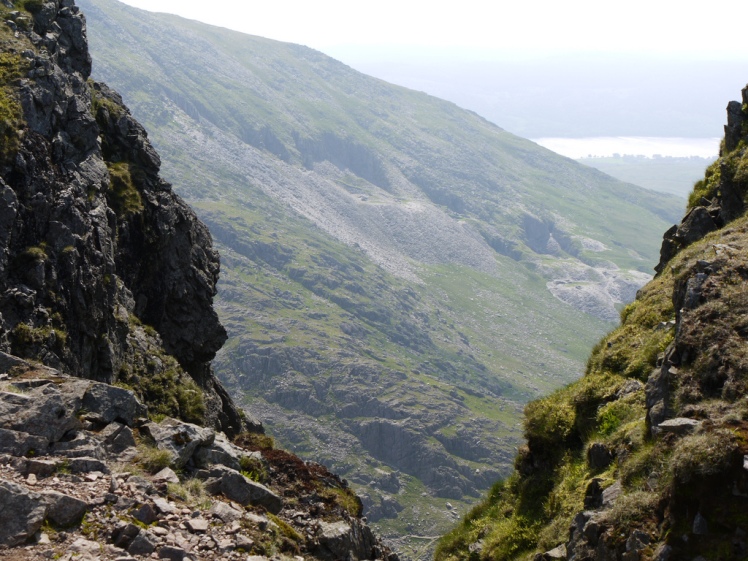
[0,1,393,560]
[437,87,748,560]
[76,0,684,555]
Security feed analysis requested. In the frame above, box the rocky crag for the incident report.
[0,1,394,560]
[0,0,244,435]
[437,87,748,560]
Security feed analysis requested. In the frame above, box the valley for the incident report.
[79,0,685,556]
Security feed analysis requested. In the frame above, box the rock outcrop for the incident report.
[0,0,246,435]
[0,357,395,560]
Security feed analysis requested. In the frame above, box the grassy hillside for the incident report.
[437,93,748,561]
[79,0,684,556]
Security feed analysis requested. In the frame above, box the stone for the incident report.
[583,478,603,509]
[80,382,147,426]
[185,518,209,533]
[626,530,651,552]
[217,538,235,552]
[602,481,622,507]
[315,520,377,561]
[0,427,49,457]
[51,431,107,460]
[235,534,255,551]
[40,490,88,527]
[96,422,137,456]
[142,418,215,468]
[582,518,601,545]
[0,478,47,546]
[127,475,156,495]
[68,456,109,473]
[112,523,141,549]
[133,503,159,525]
[209,501,243,523]
[24,458,59,477]
[656,417,702,436]
[158,545,188,561]
[215,468,282,514]
[128,532,157,556]
[153,497,177,515]
[693,512,708,535]
[0,384,81,443]
[153,466,180,484]
[68,538,104,556]
[544,544,567,559]
[193,431,243,471]
[587,442,613,471]
[652,544,673,561]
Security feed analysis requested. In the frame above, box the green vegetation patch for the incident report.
[0,52,27,165]
[106,162,144,217]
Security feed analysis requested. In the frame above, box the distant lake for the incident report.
[533,137,721,159]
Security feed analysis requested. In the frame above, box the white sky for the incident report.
[117,0,743,58]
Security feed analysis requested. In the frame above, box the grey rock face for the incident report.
[0,0,246,436]
[0,479,47,546]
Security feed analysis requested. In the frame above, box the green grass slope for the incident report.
[437,90,748,561]
[78,0,684,556]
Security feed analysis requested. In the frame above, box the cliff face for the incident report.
[0,0,245,434]
[437,88,748,561]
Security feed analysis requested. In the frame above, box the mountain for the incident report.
[77,0,684,555]
[0,1,394,559]
[436,88,748,560]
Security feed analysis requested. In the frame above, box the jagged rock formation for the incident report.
[436,87,748,561]
[0,0,246,434]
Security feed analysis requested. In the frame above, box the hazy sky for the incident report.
[117,0,741,58]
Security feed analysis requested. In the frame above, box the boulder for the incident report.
[210,501,243,523]
[158,545,189,561]
[205,466,282,514]
[656,417,702,436]
[95,422,137,456]
[0,479,47,546]
[142,418,215,468]
[587,442,613,471]
[152,466,180,484]
[80,382,147,426]
[0,427,49,457]
[602,481,622,507]
[128,531,157,556]
[40,490,88,527]
[315,520,377,561]
[193,431,242,471]
[0,384,81,443]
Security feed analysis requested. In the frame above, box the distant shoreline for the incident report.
[533,136,721,159]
